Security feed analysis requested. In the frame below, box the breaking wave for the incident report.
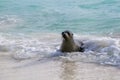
[0,33,120,67]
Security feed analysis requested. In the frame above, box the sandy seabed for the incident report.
[0,52,120,80]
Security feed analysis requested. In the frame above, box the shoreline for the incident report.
[0,53,120,80]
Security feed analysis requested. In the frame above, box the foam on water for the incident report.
[0,33,120,67]
[73,35,120,66]
[0,15,22,30]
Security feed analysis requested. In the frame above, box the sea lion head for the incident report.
[61,30,73,41]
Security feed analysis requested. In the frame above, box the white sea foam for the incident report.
[0,33,120,66]
[0,15,22,29]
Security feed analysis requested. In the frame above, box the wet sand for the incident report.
[0,52,120,80]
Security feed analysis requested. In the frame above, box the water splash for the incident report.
[0,33,120,67]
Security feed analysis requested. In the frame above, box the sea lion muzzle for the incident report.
[62,32,69,40]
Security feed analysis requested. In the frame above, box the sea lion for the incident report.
[60,30,84,52]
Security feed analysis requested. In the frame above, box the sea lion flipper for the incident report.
[77,41,84,52]
[79,46,84,52]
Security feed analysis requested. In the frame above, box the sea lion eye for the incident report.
[62,32,64,35]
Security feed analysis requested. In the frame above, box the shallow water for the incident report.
[0,51,120,80]
[0,33,120,80]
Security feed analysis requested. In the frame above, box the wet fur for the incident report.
[60,30,84,52]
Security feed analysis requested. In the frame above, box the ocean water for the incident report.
[0,0,120,34]
[0,0,120,76]
[1,0,120,80]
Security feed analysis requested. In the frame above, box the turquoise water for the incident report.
[0,0,120,67]
[0,0,120,35]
